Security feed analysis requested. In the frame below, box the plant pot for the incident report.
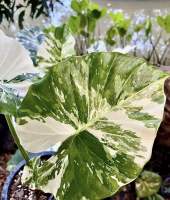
[1,151,54,200]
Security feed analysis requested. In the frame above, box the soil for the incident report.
[9,171,52,200]
[0,153,11,196]
[0,151,53,200]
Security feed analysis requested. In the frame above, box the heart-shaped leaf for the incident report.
[4,52,167,199]
[0,34,168,199]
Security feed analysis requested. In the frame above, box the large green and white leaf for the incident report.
[37,24,76,69]
[6,52,167,200]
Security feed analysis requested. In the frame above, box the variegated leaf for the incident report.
[136,170,162,198]
[0,37,168,199]
[0,30,37,80]
[0,30,39,115]
[37,24,76,69]
[10,52,168,199]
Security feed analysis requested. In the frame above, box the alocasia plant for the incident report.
[0,30,169,200]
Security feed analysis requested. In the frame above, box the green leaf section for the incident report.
[143,194,165,200]
[105,12,132,47]
[0,52,168,199]
[68,0,106,48]
[157,15,170,33]
[22,131,141,200]
[136,170,162,198]
[38,24,76,68]
[110,12,131,37]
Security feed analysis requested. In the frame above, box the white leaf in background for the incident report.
[0,30,37,81]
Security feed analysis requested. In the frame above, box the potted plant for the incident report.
[0,26,170,199]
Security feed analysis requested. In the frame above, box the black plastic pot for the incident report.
[1,151,54,200]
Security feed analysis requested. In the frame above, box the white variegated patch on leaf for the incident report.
[37,24,76,69]
[0,30,37,80]
[0,50,169,199]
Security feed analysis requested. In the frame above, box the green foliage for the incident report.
[105,26,117,46]
[16,53,167,199]
[67,0,106,53]
[136,170,162,198]
[71,0,89,13]
[106,12,132,47]
[38,24,75,67]
[143,194,165,200]
[0,12,169,199]
[0,40,168,198]
[110,12,131,37]
[157,15,170,33]
[135,18,152,37]
[145,19,152,37]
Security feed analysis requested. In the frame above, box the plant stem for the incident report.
[148,33,161,64]
[160,41,170,65]
[5,115,30,165]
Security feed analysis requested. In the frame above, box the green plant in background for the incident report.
[0,30,169,199]
[68,0,106,54]
[157,14,170,66]
[133,18,152,55]
[106,12,132,48]
[157,15,170,34]
[104,11,170,67]
[135,14,170,66]
[134,19,152,36]
[136,170,164,200]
